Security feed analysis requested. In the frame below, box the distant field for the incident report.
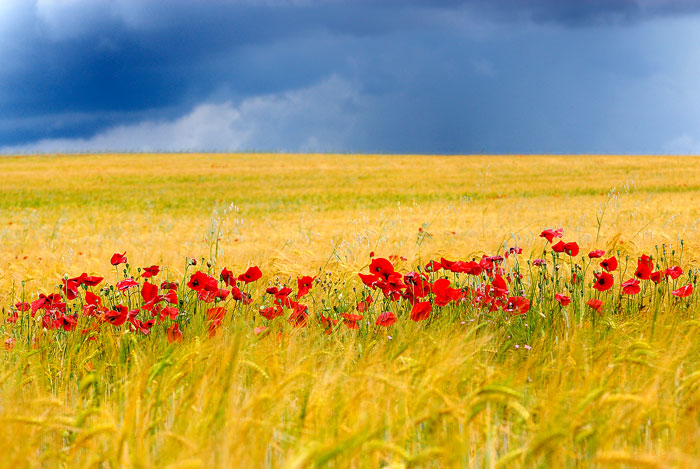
[2,153,700,467]
[2,153,700,302]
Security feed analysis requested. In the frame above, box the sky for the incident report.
[2,0,700,155]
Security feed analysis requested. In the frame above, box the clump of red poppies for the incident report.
[1,228,696,347]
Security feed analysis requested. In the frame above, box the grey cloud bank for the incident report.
[2,0,700,154]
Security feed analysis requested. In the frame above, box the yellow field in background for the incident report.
[2,153,700,302]
[2,154,700,467]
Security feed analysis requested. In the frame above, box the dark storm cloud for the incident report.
[2,0,700,154]
[0,0,431,145]
[393,0,700,25]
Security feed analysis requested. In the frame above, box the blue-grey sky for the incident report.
[2,0,700,154]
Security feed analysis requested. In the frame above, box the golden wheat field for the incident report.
[2,153,700,468]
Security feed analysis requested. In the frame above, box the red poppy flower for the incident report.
[635,255,653,280]
[672,284,693,298]
[357,295,374,312]
[410,301,432,322]
[127,308,139,321]
[442,260,462,273]
[491,275,509,298]
[600,257,617,272]
[161,281,178,290]
[141,281,160,305]
[665,266,683,279]
[187,271,215,291]
[167,323,183,343]
[404,272,431,299]
[479,257,494,274]
[341,312,363,329]
[288,304,308,327]
[403,271,426,284]
[83,275,104,287]
[319,312,338,334]
[269,286,293,299]
[110,252,127,266]
[71,273,103,287]
[566,242,580,257]
[164,289,178,304]
[103,305,128,326]
[218,288,231,300]
[116,278,138,291]
[468,260,484,275]
[650,271,662,284]
[204,307,226,333]
[429,278,447,295]
[504,296,530,316]
[130,318,155,335]
[83,293,102,316]
[260,304,283,320]
[42,313,57,330]
[553,241,578,257]
[57,313,77,331]
[30,293,62,316]
[15,301,30,312]
[49,301,67,315]
[208,319,222,338]
[586,299,604,313]
[238,266,262,284]
[220,268,235,287]
[196,282,227,303]
[85,291,101,306]
[206,307,225,322]
[231,286,252,304]
[62,278,80,300]
[390,254,407,262]
[142,265,160,278]
[540,228,564,243]
[160,306,179,320]
[369,257,395,280]
[593,272,614,292]
[431,278,462,306]
[588,249,605,259]
[379,272,406,294]
[375,311,397,327]
[506,246,522,258]
[555,293,571,306]
[532,258,546,267]
[275,297,294,310]
[358,273,379,289]
[425,260,442,272]
[621,278,640,295]
[297,276,315,298]
[80,323,100,340]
